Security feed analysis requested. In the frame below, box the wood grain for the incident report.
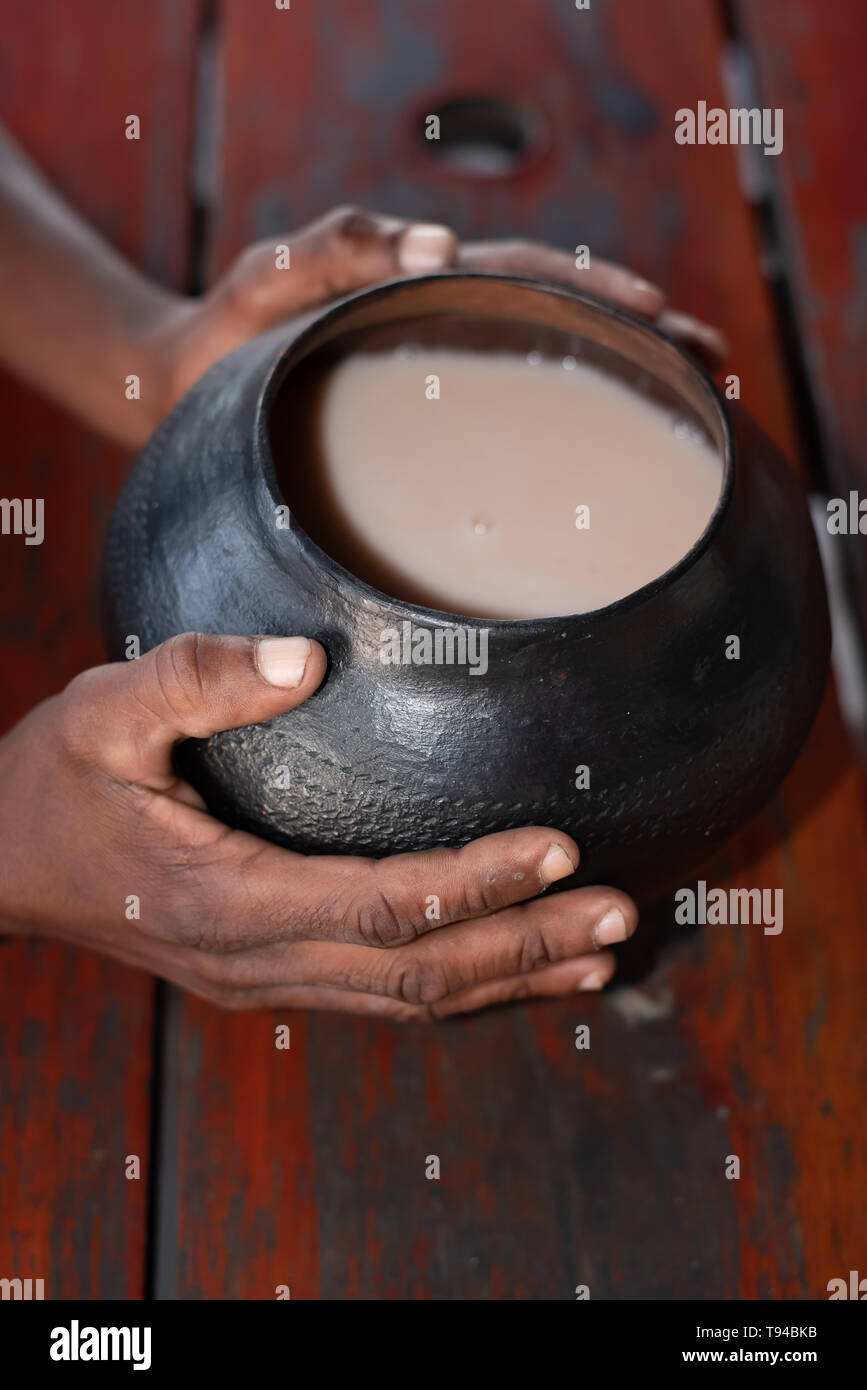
[0,0,201,1298]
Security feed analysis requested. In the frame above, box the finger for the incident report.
[294,886,634,1004]
[58,632,328,784]
[219,206,458,328]
[205,884,637,997]
[96,883,623,1014]
[194,951,617,1017]
[655,308,728,368]
[430,950,616,1017]
[207,823,583,951]
[459,239,666,317]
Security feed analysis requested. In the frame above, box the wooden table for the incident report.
[1,0,865,1300]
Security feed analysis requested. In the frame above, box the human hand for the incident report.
[0,121,727,448]
[0,632,638,1018]
[145,206,725,443]
[457,237,728,366]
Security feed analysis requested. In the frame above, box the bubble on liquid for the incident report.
[526,351,542,367]
[471,516,491,536]
[672,416,700,442]
[562,355,578,371]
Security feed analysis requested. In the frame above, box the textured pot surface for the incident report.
[103,275,830,900]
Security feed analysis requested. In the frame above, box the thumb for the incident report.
[220,206,459,331]
[60,633,327,784]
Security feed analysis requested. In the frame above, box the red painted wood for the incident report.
[174,1012,320,1300]
[168,0,867,1298]
[736,0,867,627]
[0,0,200,1297]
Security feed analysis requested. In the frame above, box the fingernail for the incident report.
[579,969,610,992]
[539,843,576,886]
[632,276,663,298]
[398,223,455,274]
[257,636,311,687]
[592,907,629,948]
[683,317,728,356]
[699,324,729,358]
[659,310,728,360]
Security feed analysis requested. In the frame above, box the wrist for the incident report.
[117,293,197,448]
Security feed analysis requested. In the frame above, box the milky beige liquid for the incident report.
[293,348,722,619]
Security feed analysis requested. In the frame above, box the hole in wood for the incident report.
[422,96,537,177]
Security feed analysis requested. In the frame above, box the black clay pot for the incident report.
[103,274,830,902]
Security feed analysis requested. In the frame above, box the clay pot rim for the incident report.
[254,270,735,631]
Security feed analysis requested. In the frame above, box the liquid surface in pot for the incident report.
[287,347,722,619]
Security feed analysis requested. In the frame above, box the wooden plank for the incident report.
[168,0,866,1297]
[0,0,200,1297]
[736,0,867,629]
